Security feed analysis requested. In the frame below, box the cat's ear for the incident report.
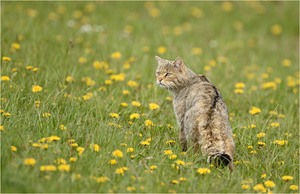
[173,57,184,70]
[155,56,164,63]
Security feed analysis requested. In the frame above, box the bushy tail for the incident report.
[208,153,233,171]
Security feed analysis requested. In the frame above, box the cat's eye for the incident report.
[165,73,172,77]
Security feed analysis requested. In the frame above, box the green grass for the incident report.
[1,1,299,193]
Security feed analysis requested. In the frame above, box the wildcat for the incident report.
[155,56,235,170]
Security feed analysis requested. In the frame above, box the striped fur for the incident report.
[155,56,235,171]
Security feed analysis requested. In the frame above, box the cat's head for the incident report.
[155,56,190,90]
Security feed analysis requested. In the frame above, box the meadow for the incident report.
[1,1,299,193]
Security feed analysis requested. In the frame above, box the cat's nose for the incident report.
[158,78,163,83]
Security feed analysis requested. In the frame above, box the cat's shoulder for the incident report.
[197,74,211,83]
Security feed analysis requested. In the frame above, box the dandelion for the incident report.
[104,79,112,85]
[93,61,109,70]
[150,165,157,170]
[165,140,176,146]
[197,168,211,175]
[249,106,261,115]
[23,158,36,166]
[257,141,266,147]
[127,80,138,88]
[109,113,120,118]
[59,124,67,130]
[282,59,291,67]
[171,180,179,184]
[241,184,250,190]
[108,159,118,165]
[289,185,298,191]
[234,89,244,94]
[270,122,279,128]
[129,113,140,120]
[56,158,67,164]
[148,7,160,18]
[169,154,177,160]
[140,141,150,146]
[262,82,277,90]
[69,157,77,162]
[0,125,4,131]
[10,146,17,152]
[273,140,287,146]
[282,176,293,182]
[261,173,267,179]
[157,46,167,54]
[164,149,173,155]
[2,56,11,61]
[40,165,57,172]
[253,184,267,193]
[42,113,51,118]
[96,176,109,183]
[78,57,87,64]
[32,85,43,93]
[77,147,85,155]
[115,167,125,175]
[122,90,130,95]
[190,7,204,18]
[65,76,74,83]
[256,132,266,138]
[144,119,154,127]
[126,147,134,153]
[131,101,141,107]
[110,51,122,59]
[175,160,185,166]
[222,1,233,12]
[149,103,159,110]
[110,73,126,81]
[112,149,123,158]
[58,164,71,172]
[264,180,276,188]
[91,144,100,152]
[271,24,282,35]
[1,76,10,81]
[120,102,128,107]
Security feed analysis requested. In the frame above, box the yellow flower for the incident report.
[191,47,202,55]
[131,101,141,107]
[129,113,140,120]
[144,119,154,127]
[40,165,57,172]
[56,158,67,164]
[109,113,120,118]
[168,154,177,160]
[157,46,167,54]
[235,82,246,89]
[2,56,11,61]
[110,73,126,81]
[32,85,43,93]
[289,185,298,191]
[96,176,109,183]
[58,164,71,172]
[23,158,36,166]
[197,168,211,175]
[90,144,100,152]
[112,149,123,158]
[110,51,122,59]
[175,160,185,166]
[249,106,261,115]
[148,7,160,18]
[93,61,109,70]
[69,157,77,162]
[126,186,136,192]
[127,80,138,88]
[222,1,233,12]
[256,132,266,138]
[10,146,17,152]
[234,89,244,94]
[150,165,157,170]
[253,184,267,193]
[149,103,159,110]
[122,90,130,95]
[164,149,173,155]
[78,57,87,64]
[261,173,267,179]
[282,59,291,67]
[108,159,118,165]
[126,147,134,153]
[273,140,287,146]
[171,180,179,184]
[65,76,75,83]
[1,76,10,81]
[120,102,128,107]
[241,184,250,190]
[257,141,266,147]
[270,122,279,128]
[115,167,126,175]
[59,124,67,130]
[82,92,93,101]
[262,82,277,90]
[104,79,112,85]
[166,140,176,146]
[264,180,276,188]
[140,140,150,146]
[282,175,293,182]
[77,147,85,155]
[271,24,282,35]
[42,113,51,118]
